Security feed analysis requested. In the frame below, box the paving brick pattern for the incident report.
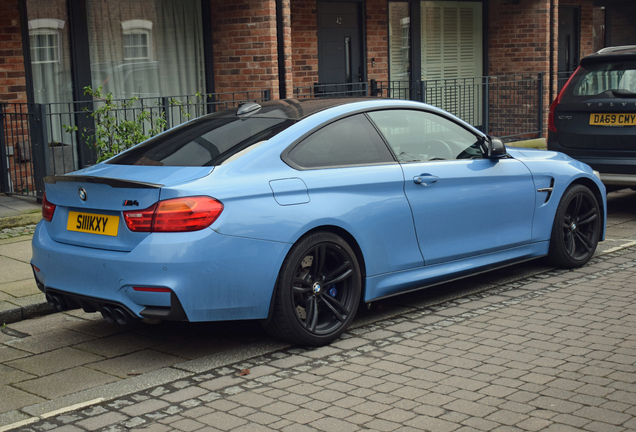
[14,247,636,432]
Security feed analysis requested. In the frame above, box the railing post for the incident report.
[0,103,10,194]
[419,80,426,103]
[537,72,544,138]
[483,76,490,135]
[370,79,378,96]
[264,89,271,101]
[75,100,96,169]
[161,97,171,130]
[32,103,49,198]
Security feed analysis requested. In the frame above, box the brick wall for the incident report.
[290,0,318,91]
[489,0,552,137]
[211,0,280,98]
[280,0,293,98]
[609,4,636,46]
[0,0,26,103]
[366,0,388,83]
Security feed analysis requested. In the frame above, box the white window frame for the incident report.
[121,20,153,61]
[28,18,65,65]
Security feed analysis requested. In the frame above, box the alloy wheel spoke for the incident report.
[310,245,326,278]
[578,208,598,226]
[574,231,592,252]
[292,284,312,294]
[321,294,348,322]
[324,261,353,285]
[572,194,583,217]
[565,232,576,256]
[305,297,319,332]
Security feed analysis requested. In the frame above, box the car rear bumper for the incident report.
[31,220,290,322]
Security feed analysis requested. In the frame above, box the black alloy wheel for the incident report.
[548,184,600,268]
[265,231,361,346]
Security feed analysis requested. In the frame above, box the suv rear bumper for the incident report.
[548,133,636,187]
[599,173,636,186]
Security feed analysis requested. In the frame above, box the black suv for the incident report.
[548,46,636,190]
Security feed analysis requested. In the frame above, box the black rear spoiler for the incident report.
[44,175,163,189]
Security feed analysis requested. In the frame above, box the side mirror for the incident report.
[487,137,507,158]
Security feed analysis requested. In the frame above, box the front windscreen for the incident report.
[572,61,636,96]
[107,117,295,166]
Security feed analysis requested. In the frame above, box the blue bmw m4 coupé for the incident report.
[32,98,606,346]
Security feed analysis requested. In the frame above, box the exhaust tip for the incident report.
[50,294,68,312]
[100,306,115,324]
[112,308,131,326]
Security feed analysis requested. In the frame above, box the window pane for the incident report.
[87,0,205,99]
[572,61,636,96]
[389,3,410,83]
[368,110,484,163]
[109,116,295,167]
[421,1,482,81]
[287,115,394,169]
[27,0,77,170]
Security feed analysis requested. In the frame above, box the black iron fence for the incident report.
[370,74,544,141]
[0,89,271,198]
[293,82,368,98]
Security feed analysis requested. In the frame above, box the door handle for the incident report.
[413,174,439,186]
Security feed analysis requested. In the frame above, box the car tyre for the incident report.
[548,184,601,268]
[265,231,361,346]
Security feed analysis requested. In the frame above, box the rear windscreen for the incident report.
[107,117,295,166]
[572,61,636,96]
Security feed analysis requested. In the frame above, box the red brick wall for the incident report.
[489,0,551,76]
[366,0,388,83]
[290,0,318,90]
[281,0,293,98]
[0,0,26,103]
[489,0,552,137]
[211,0,280,98]
[609,4,636,46]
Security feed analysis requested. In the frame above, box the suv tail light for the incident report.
[42,193,56,222]
[549,67,580,133]
[124,196,223,232]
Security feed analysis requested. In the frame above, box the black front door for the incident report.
[558,6,580,73]
[317,2,363,84]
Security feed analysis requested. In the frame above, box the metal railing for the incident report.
[0,90,271,198]
[372,74,545,140]
[293,82,368,98]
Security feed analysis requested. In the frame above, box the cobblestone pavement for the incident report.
[6,246,636,432]
[0,225,37,240]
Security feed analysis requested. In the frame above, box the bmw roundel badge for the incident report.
[78,187,87,201]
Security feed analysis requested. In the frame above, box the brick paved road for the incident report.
[8,246,636,432]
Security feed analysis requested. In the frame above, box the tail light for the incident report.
[42,193,56,222]
[124,196,223,232]
[549,66,580,133]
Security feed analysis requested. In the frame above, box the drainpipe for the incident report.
[276,0,286,99]
[549,0,555,102]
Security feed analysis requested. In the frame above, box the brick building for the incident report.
[1,0,635,194]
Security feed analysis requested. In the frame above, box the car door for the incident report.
[367,109,537,265]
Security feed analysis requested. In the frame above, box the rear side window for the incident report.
[108,117,294,166]
[286,114,394,169]
[572,61,636,96]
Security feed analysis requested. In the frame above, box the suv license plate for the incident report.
[67,211,119,236]
[590,113,636,126]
